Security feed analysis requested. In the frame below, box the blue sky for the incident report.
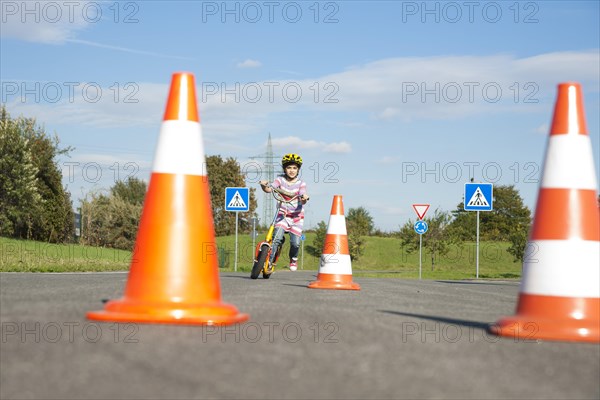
[2,1,599,231]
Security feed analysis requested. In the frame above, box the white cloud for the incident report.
[5,50,598,135]
[60,152,152,199]
[3,82,166,128]
[323,141,352,153]
[376,107,401,121]
[237,59,262,68]
[325,51,600,120]
[66,39,193,59]
[377,156,400,165]
[67,152,150,167]
[1,1,92,43]
[1,3,189,59]
[271,136,315,148]
[201,50,600,127]
[271,136,351,154]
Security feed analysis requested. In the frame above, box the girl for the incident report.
[259,153,310,271]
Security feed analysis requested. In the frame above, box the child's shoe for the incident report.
[289,258,298,271]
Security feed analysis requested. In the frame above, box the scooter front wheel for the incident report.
[251,244,270,279]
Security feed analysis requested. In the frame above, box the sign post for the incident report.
[414,220,429,279]
[464,183,493,279]
[250,217,258,256]
[412,204,430,279]
[301,234,306,270]
[225,187,250,272]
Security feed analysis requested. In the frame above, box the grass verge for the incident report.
[0,235,522,280]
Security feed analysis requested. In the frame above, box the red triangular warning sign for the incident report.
[412,204,430,220]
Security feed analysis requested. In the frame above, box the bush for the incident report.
[79,178,146,250]
[0,107,74,242]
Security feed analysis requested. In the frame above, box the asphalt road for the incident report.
[1,271,599,399]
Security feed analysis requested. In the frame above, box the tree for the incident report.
[507,223,529,263]
[206,155,257,236]
[0,108,41,238]
[346,207,374,236]
[345,207,374,260]
[308,207,373,261]
[447,185,531,242]
[309,220,328,258]
[399,209,456,270]
[111,177,147,205]
[310,215,365,261]
[80,157,258,248]
[27,125,75,242]
[0,107,74,242]
[347,231,366,261]
[80,177,147,250]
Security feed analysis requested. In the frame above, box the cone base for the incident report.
[308,273,360,291]
[490,294,599,343]
[490,316,599,343]
[87,298,249,326]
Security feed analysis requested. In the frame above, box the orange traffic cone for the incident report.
[491,82,599,342]
[87,72,248,325]
[308,195,360,290]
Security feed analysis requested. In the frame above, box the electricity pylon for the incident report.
[249,133,278,226]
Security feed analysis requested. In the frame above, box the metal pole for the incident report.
[252,217,256,253]
[476,210,480,279]
[301,237,304,270]
[235,212,239,272]
[419,233,422,280]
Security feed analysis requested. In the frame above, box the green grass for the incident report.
[0,237,132,272]
[0,235,522,280]
[353,236,522,280]
[215,231,321,272]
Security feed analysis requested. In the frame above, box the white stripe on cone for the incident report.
[521,240,600,298]
[152,120,207,175]
[326,215,347,235]
[541,135,597,189]
[318,254,352,275]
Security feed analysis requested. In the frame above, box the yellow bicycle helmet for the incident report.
[281,153,303,168]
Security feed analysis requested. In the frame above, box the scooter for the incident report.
[250,185,300,279]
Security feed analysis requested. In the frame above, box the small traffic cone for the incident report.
[491,82,599,342]
[308,195,360,290]
[87,72,248,325]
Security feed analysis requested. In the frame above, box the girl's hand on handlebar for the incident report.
[258,181,271,193]
[301,194,310,203]
[259,181,272,193]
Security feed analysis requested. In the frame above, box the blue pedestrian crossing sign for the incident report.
[414,220,428,235]
[464,183,493,211]
[225,187,249,212]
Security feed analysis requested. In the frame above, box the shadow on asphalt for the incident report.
[222,276,313,285]
[281,283,311,288]
[379,310,492,331]
[435,280,519,287]
[221,274,257,280]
